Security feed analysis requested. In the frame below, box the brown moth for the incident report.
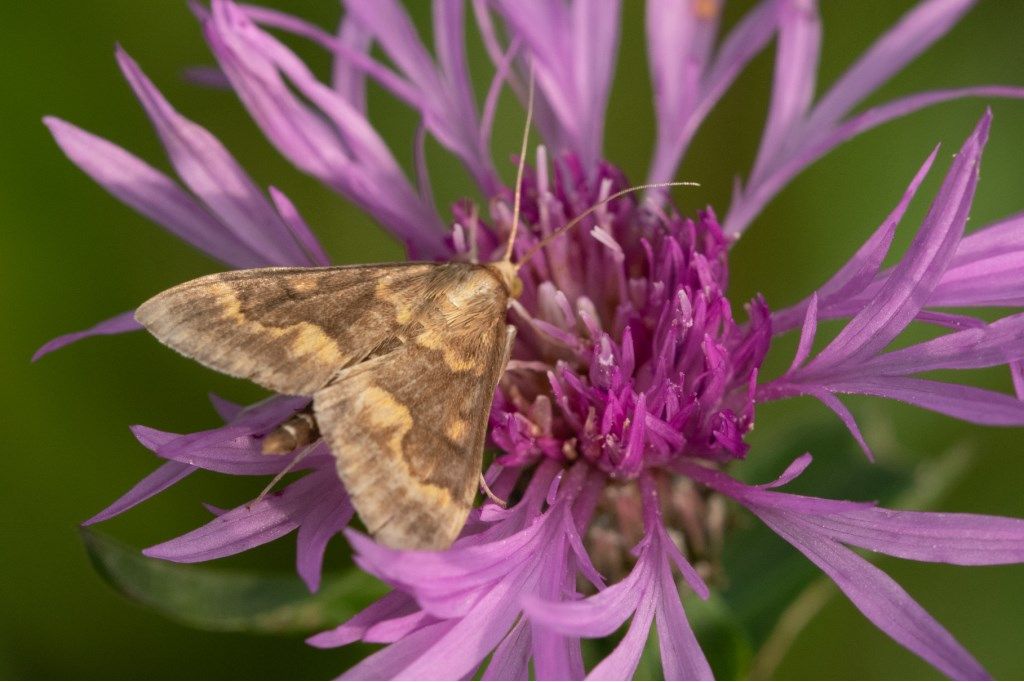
[136,258,521,550]
[134,77,692,550]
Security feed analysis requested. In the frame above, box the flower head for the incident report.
[41,0,1024,678]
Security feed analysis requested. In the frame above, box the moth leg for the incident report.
[249,442,319,508]
[476,326,516,507]
[478,473,508,508]
[500,325,516,371]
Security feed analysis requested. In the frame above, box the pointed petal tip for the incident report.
[305,630,343,649]
[33,312,143,361]
[40,115,63,133]
[141,540,194,562]
[970,108,992,144]
[187,0,210,22]
[113,42,132,66]
[299,572,320,593]
[30,342,54,363]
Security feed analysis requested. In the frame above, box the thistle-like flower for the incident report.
[41,0,1024,679]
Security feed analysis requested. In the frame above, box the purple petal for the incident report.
[207,1,448,257]
[750,0,821,185]
[645,0,719,175]
[790,507,1024,565]
[115,47,309,266]
[395,569,532,680]
[827,375,1024,426]
[364,609,439,645]
[295,486,353,591]
[864,312,1024,375]
[757,509,989,680]
[930,244,1024,307]
[758,453,814,489]
[914,310,987,329]
[203,9,351,183]
[345,0,490,184]
[654,554,713,681]
[818,145,937,304]
[208,393,244,422]
[340,621,458,680]
[676,461,872,515]
[807,389,875,460]
[523,560,650,638]
[478,35,522,161]
[586,582,656,681]
[657,525,710,600]
[331,14,372,113]
[805,0,976,135]
[307,591,420,648]
[725,87,1024,236]
[432,0,499,195]
[239,3,336,49]
[771,146,939,334]
[492,0,620,172]
[83,461,196,526]
[1013,361,1024,400]
[647,0,778,185]
[33,310,142,361]
[182,65,231,88]
[343,0,438,96]
[787,294,818,371]
[219,3,409,177]
[228,394,310,431]
[483,618,531,681]
[569,0,621,172]
[806,112,989,371]
[347,527,534,592]
[130,424,300,475]
[44,118,262,267]
[150,395,307,464]
[144,470,335,562]
[948,211,1024,267]
[775,204,1023,335]
[530,526,586,681]
[267,187,331,266]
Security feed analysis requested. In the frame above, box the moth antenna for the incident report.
[514,180,700,270]
[479,472,508,508]
[502,65,536,263]
[250,442,318,508]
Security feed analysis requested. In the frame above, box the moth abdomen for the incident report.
[262,408,320,455]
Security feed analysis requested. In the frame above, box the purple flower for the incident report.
[40,0,1024,678]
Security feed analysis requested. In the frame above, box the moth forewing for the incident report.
[314,294,515,550]
[134,263,439,396]
[135,260,519,550]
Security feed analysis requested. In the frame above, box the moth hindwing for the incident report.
[135,261,518,550]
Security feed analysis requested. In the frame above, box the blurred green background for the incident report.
[2,1,1023,678]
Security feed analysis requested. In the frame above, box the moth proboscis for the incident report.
[134,76,696,550]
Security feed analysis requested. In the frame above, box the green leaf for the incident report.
[80,528,388,634]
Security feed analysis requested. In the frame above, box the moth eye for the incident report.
[510,276,523,298]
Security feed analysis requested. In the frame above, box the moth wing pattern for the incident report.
[134,263,440,396]
[314,292,515,550]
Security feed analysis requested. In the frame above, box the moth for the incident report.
[134,82,691,550]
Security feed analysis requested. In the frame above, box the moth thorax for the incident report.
[262,409,320,455]
[485,260,523,298]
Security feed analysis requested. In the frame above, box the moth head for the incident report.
[489,260,523,299]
